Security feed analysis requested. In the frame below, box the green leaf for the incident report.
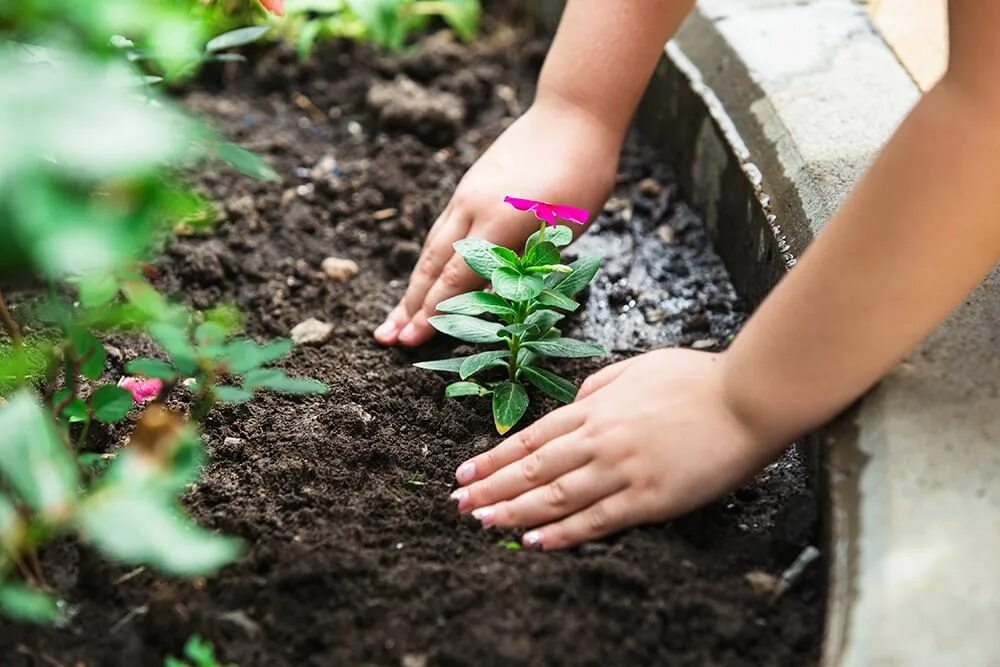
[91,385,133,423]
[121,280,170,321]
[526,225,572,251]
[536,289,579,312]
[412,357,465,374]
[427,315,503,344]
[216,142,280,182]
[522,241,560,268]
[499,323,531,338]
[438,0,480,41]
[492,381,529,435]
[436,291,515,318]
[74,271,119,308]
[214,385,253,404]
[244,368,328,395]
[0,341,52,393]
[520,366,577,404]
[205,26,271,52]
[68,325,105,381]
[0,392,78,517]
[459,351,509,380]
[523,309,563,334]
[194,322,228,348]
[150,323,198,376]
[516,348,538,368]
[75,488,243,576]
[490,246,520,269]
[524,338,607,359]
[222,338,294,375]
[452,239,502,280]
[0,582,59,624]
[548,256,602,296]
[125,358,177,381]
[54,389,89,423]
[491,267,544,302]
[445,381,491,397]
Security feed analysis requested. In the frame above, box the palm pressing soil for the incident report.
[0,15,824,667]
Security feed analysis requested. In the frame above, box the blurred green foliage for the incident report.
[0,0,322,625]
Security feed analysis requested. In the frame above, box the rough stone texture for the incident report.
[531,1,999,665]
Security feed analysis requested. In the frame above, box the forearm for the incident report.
[535,0,694,138]
[723,76,1000,446]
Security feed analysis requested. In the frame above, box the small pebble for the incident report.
[657,224,676,244]
[744,570,779,598]
[223,437,244,447]
[310,154,339,182]
[691,338,718,350]
[638,177,663,197]
[290,317,334,345]
[321,257,359,282]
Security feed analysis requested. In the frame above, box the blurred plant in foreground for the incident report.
[0,0,325,624]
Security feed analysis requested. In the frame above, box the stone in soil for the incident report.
[289,317,333,344]
[321,256,359,282]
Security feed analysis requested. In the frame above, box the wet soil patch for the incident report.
[0,20,823,667]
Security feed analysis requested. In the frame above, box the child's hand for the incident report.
[448,349,781,550]
[374,101,619,347]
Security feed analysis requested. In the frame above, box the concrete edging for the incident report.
[535,1,1000,665]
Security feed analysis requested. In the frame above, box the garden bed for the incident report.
[0,17,823,667]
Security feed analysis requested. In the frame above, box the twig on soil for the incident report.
[0,290,23,345]
[113,566,146,586]
[109,604,148,635]
[770,545,820,603]
[16,645,66,667]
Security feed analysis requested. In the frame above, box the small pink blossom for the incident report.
[259,0,284,15]
[118,377,163,404]
[503,196,589,227]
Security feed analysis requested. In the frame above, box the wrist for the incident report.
[717,348,803,456]
[531,88,629,148]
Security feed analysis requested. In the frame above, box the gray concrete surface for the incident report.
[534,1,1000,665]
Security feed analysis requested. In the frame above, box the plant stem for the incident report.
[0,290,23,346]
[52,347,79,418]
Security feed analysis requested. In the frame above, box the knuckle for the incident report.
[439,260,466,290]
[521,452,543,483]
[585,503,610,534]
[414,249,439,280]
[546,479,568,507]
[517,422,544,455]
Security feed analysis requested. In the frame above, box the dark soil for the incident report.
[0,17,823,667]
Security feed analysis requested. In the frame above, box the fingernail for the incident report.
[375,320,397,338]
[398,323,416,343]
[522,530,543,548]
[449,488,468,509]
[456,462,475,484]
[472,506,495,527]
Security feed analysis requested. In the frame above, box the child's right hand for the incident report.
[374,100,621,347]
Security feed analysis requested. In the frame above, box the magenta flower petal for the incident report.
[503,195,590,226]
[551,204,589,225]
[118,376,163,404]
[503,196,538,212]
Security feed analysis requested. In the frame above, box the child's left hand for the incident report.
[449,348,781,549]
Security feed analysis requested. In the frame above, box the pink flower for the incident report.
[503,196,589,227]
[259,0,284,15]
[118,377,163,404]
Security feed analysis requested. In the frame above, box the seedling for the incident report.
[165,634,236,667]
[416,196,605,434]
[276,0,480,57]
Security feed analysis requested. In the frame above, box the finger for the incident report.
[453,404,586,486]
[473,464,627,530]
[522,492,639,551]
[397,254,483,347]
[375,211,469,344]
[576,356,640,401]
[455,430,594,512]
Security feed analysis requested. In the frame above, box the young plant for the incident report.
[275,0,480,57]
[126,313,328,420]
[415,196,606,434]
[165,634,236,667]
